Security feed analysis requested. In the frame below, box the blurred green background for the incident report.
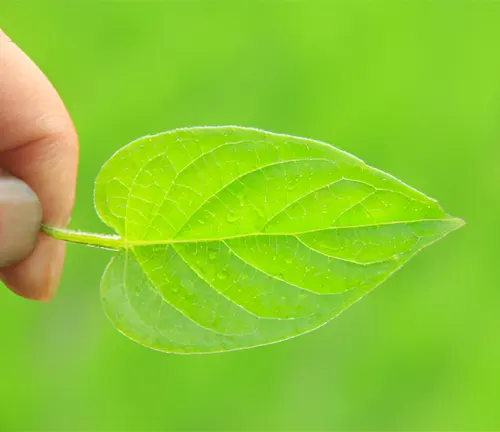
[1,1,499,430]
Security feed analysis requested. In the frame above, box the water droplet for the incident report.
[226,212,240,223]
[285,259,293,265]
[197,219,205,225]
[237,191,247,204]
[254,206,266,221]
[209,252,217,260]
[217,270,229,280]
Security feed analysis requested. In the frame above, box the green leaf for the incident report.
[53,126,464,354]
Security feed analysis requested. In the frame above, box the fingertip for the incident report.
[0,234,66,301]
[0,30,77,301]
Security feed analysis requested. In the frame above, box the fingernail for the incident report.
[0,174,42,267]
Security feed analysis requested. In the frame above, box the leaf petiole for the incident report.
[41,225,124,250]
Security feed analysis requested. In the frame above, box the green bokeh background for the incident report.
[1,1,499,430]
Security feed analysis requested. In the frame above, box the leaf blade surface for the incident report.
[95,126,463,353]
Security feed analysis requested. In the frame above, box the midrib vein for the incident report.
[42,217,463,250]
[123,218,462,247]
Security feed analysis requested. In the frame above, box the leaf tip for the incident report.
[443,216,466,236]
[452,217,466,229]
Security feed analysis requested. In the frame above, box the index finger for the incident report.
[0,29,78,300]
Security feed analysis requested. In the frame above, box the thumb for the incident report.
[0,171,42,268]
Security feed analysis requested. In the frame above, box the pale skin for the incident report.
[0,29,78,301]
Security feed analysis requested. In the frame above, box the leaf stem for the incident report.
[41,225,124,250]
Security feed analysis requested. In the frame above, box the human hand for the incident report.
[0,29,78,301]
